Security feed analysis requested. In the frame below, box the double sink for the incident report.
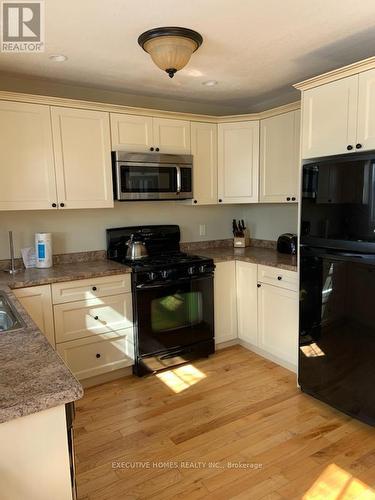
[0,292,25,332]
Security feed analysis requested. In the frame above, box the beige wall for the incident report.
[0,203,298,259]
[242,204,298,241]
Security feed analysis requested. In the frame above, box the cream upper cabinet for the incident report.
[260,110,300,203]
[301,76,358,159]
[13,285,55,347]
[236,261,258,345]
[218,121,259,204]
[110,113,153,152]
[214,261,237,344]
[357,68,375,151]
[190,122,217,205]
[110,114,190,154]
[0,101,57,210]
[51,107,113,209]
[152,118,191,154]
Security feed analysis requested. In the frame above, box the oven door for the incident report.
[116,162,192,200]
[135,276,214,356]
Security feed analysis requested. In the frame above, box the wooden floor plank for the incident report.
[74,345,375,500]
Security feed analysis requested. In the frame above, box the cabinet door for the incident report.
[236,261,258,345]
[214,261,237,344]
[357,68,375,151]
[190,122,217,205]
[258,283,298,367]
[260,110,300,203]
[218,121,259,203]
[0,101,57,210]
[51,107,113,209]
[301,76,358,159]
[152,118,191,154]
[110,113,154,152]
[13,285,55,347]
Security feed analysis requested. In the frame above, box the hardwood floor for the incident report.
[74,346,375,500]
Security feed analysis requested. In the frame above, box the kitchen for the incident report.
[1,1,375,499]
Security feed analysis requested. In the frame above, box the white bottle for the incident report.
[35,233,53,268]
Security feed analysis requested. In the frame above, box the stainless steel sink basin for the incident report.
[0,292,25,332]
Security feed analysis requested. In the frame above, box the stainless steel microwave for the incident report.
[112,152,193,201]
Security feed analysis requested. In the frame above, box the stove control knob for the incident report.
[161,269,169,279]
[148,271,157,281]
[188,266,196,275]
[199,265,206,273]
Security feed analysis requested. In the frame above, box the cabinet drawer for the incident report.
[257,265,298,291]
[52,274,131,304]
[56,330,134,380]
[54,293,133,343]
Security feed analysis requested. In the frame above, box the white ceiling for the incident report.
[1,0,375,114]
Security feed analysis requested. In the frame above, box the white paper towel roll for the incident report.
[35,233,53,268]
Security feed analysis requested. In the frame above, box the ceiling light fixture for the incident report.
[49,54,67,62]
[202,80,218,87]
[138,27,203,78]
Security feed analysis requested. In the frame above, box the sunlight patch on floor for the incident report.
[156,364,206,393]
[303,463,375,499]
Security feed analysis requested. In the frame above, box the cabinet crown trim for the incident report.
[294,55,375,91]
[0,90,299,123]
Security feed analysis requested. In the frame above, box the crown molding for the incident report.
[216,101,301,122]
[0,90,300,122]
[294,56,375,91]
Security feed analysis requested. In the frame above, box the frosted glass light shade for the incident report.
[144,36,197,75]
[138,27,203,78]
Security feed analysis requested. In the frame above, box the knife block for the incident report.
[233,233,250,248]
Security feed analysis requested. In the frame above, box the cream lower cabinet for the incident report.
[52,274,134,380]
[260,110,300,203]
[110,113,191,153]
[214,261,237,344]
[257,282,298,368]
[218,121,259,204]
[234,262,298,371]
[236,261,258,344]
[257,265,298,369]
[13,285,55,347]
[190,122,218,205]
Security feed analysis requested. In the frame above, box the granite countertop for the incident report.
[0,259,132,423]
[195,246,297,271]
[0,284,84,424]
[2,259,131,289]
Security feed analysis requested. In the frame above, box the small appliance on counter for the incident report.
[107,225,215,376]
[232,219,249,248]
[277,233,297,255]
[35,233,53,268]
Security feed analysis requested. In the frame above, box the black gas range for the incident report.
[107,225,215,376]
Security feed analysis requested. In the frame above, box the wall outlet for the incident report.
[199,224,207,237]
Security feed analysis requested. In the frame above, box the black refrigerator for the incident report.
[299,152,375,425]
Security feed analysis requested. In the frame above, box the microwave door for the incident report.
[117,162,178,200]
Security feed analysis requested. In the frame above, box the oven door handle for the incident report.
[176,166,181,194]
[136,275,212,290]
